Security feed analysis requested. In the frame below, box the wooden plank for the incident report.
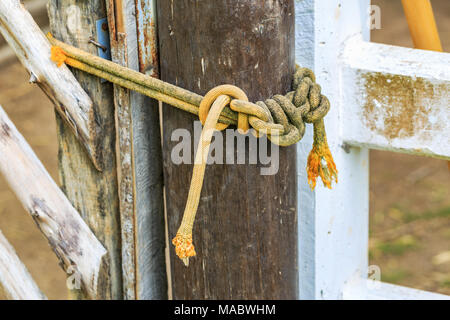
[341,38,450,159]
[106,0,138,300]
[106,0,167,300]
[295,0,370,299]
[0,106,108,299]
[158,0,297,299]
[48,1,122,300]
[0,0,102,170]
[132,0,167,300]
[0,230,46,300]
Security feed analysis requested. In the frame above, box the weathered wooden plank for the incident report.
[341,38,450,160]
[158,0,297,299]
[106,0,138,300]
[0,106,108,299]
[106,0,167,299]
[0,230,46,300]
[48,1,122,300]
[0,0,102,170]
[131,0,167,300]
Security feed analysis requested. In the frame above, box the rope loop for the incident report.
[199,85,250,133]
[203,67,331,147]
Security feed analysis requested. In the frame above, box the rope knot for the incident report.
[199,84,250,133]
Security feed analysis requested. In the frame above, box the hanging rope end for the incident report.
[172,233,196,265]
[307,138,338,190]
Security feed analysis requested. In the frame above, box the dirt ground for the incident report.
[0,1,448,299]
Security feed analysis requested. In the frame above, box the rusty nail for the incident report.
[88,37,107,52]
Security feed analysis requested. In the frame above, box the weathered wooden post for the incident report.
[48,1,122,299]
[47,0,167,300]
[158,1,297,299]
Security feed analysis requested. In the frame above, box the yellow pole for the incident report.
[401,0,443,51]
[401,0,449,169]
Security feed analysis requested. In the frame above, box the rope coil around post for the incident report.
[172,68,337,265]
[49,36,338,265]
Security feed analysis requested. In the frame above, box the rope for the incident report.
[48,34,338,265]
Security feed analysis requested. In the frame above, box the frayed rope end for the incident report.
[172,233,196,266]
[307,141,338,190]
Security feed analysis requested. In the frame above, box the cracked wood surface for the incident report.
[0,106,108,299]
[158,0,298,299]
[48,0,122,300]
[0,0,102,170]
[106,0,167,300]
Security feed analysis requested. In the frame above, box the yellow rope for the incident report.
[49,35,338,265]
[173,95,232,266]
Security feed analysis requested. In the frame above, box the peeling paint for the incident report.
[135,0,159,77]
[361,72,448,141]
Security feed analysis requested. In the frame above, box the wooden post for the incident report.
[48,1,122,299]
[158,1,297,299]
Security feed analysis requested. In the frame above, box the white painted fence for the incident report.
[295,0,449,300]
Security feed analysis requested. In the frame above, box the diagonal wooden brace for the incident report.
[0,105,109,299]
[0,0,103,170]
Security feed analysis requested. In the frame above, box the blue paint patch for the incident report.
[95,18,111,61]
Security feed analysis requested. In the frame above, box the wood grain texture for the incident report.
[0,230,46,300]
[158,0,297,299]
[107,0,137,299]
[0,106,108,299]
[131,0,167,300]
[48,0,122,300]
[0,0,101,170]
[106,0,167,299]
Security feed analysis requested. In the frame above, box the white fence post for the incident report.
[296,0,449,300]
[296,0,370,299]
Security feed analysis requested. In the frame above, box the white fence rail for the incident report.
[342,37,450,159]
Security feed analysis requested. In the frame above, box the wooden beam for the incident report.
[158,0,297,299]
[0,0,102,170]
[341,38,450,160]
[0,106,108,299]
[0,230,46,300]
[106,0,167,299]
[48,1,123,299]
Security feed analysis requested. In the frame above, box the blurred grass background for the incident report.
[0,0,448,299]
[370,0,449,295]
